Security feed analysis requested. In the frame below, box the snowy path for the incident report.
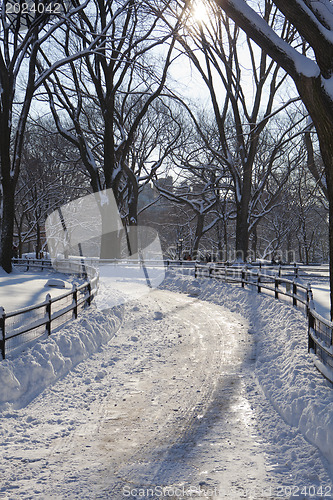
[98,290,269,498]
[1,285,332,499]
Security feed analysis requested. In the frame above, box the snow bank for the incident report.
[0,305,123,411]
[161,270,333,470]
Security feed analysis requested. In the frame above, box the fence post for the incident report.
[257,272,261,293]
[241,269,245,288]
[278,265,281,278]
[209,266,213,278]
[73,285,78,319]
[86,282,92,306]
[293,280,297,307]
[45,293,51,336]
[0,307,5,360]
[306,284,313,317]
[275,277,279,299]
[308,309,315,353]
[194,264,197,278]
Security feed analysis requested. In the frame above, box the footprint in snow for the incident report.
[154,311,163,320]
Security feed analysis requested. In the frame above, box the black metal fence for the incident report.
[0,259,99,359]
[195,263,333,384]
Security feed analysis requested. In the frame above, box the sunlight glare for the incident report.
[192,0,210,25]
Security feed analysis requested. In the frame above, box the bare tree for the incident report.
[168,0,302,261]
[0,0,90,272]
[14,119,89,257]
[37,0,187,257]
[211,0,333,315]
[150,110,229,257]
[257,164,328,264]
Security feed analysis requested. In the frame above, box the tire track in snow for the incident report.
[98,290,274,499]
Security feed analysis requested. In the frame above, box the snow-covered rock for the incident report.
[45,278,69,288]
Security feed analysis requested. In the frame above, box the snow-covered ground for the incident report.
[0,268,332,499]
[310,283,331,321]
[0,267,81,313]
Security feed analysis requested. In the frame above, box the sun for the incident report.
[192,0,211,25]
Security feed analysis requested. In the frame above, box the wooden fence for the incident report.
[0,259,99,359]
[195,263,333,384]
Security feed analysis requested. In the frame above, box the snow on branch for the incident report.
[215,0,320,80]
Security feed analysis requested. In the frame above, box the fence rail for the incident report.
[12,257,94,276]
[12,258,53,272]
[64,258,196,268]
[0,259,99,359]
[195,263,333,384]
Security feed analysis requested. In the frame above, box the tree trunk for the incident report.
[235,202,249,261]
[0,83,14,273]
[192,214,204,259]
[98,190,123,260]
[18,236,22,258]
[223,217,228,261]
[305,245,309,266]
[251,225,258,262]
[103,115,116,191]
[216,221,223,261]
[235,160,252,262]
[0,182,15,273]
[36,221,41,258]
[286,231,292,263]
[100,229,122,260]
[298,242,302,263]
[126,189,139,257]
